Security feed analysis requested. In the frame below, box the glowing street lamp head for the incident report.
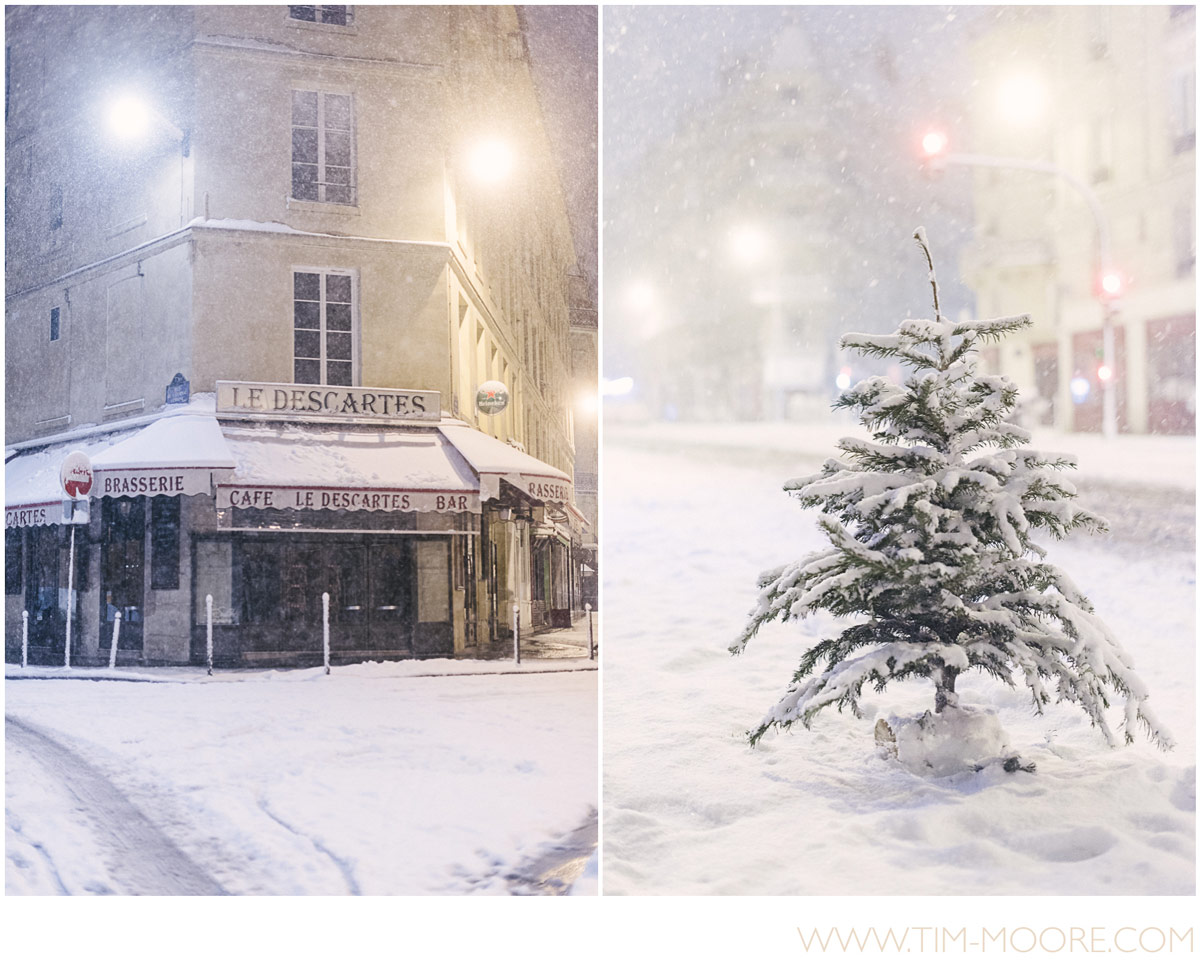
[995,73,1047,125]
[1097,364,1114,383]
[1099,271,1124,298]
[729,224,769,266]
[625,280,656,313]
[108,93,152,141]
[468,138,514,184]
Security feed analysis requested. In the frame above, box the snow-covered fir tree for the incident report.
[730,229,1171,756]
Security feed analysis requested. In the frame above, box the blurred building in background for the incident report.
[5,5,594,665]
[604,8,975,424]
[957,5,1195,435]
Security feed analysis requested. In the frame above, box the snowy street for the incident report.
[603,423,1194,895]
[6,664,596,895]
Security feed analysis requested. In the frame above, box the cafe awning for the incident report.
[91,415,235,497]
[5,415,235,527]
[437,420,573,505]
[214,423,481,514]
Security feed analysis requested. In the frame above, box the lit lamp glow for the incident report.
[469,138,514,183]
[729,224,769,266]
[995,73,1047,125]
[1097,364,1114,383]
[108,94,152,141]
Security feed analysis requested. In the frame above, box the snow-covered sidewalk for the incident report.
[602,425,1194,895]
[7,666,597,895]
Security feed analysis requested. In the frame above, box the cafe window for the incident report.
[150,495,181,590]
[293,269,356,386]
[291,89,355,204]
[5,528,22,595]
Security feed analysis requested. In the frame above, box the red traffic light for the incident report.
[1098,270,1124,299]
[922,131,949,157]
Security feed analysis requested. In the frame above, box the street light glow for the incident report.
[729,224,769,265]
[625,280,656,313]
[601,376,635,397]
[468,138,514,183]
[996,73,1047,125]
[108,94,152,141]
[1097,364,1114,383]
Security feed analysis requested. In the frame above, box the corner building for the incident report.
[5,5,591,666]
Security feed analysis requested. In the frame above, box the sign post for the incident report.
[59,452,93,669]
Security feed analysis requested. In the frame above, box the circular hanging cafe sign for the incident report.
[476,381,510,416]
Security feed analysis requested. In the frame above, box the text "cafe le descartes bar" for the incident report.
[4,380,587,668]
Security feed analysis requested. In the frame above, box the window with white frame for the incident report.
[288,5,352,27]
[293,270,356,386]
[291,89,355,204]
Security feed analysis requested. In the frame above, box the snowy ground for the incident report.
[603,422,1195,895]
[6,664,596,895]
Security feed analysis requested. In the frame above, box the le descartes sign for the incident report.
[217,381,441,423]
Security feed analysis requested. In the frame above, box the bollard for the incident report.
[323,592,330,675]
[21,610,28,668]
[513,604,520,666]
[108,612,121,669]
[586,602,594,660]
[206,594,213,676]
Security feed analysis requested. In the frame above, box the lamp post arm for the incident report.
[940,152,1110,268]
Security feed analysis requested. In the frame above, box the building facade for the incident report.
[957,5,1195,435]
[5,5,593,666]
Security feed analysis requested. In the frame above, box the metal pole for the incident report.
[206,594,213,676]
[1101,304,1118,438]
[21,610,28,668]
[64,524,75,669]
[586,602,594,660]
[108,612,121,669]
[513,604,520,666]
[323,592,330,675]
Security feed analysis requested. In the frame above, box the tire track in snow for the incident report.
[5,716,226,895]
[255,799,361,895]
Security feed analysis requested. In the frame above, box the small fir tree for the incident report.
[730,230,1171,753]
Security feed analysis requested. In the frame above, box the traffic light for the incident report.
[922,131,948,157]
[1098,270,1124,300]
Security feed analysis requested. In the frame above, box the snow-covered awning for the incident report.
[437,421,573,505]
[5,415,235,527]
[91,415,235,497]
[214,423,480,514]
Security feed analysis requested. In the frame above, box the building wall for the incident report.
[6,5,590,659]
[960,5,1195,434]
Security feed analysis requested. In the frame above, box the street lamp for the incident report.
[922,132,1121,438]
[468,138,514,184]
[105,92,189,155]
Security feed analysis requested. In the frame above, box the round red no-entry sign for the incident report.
[60,451,93,498]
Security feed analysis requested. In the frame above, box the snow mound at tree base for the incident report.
[881,706,1027,777]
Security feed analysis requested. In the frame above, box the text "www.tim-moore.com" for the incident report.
[798,927,1194,954]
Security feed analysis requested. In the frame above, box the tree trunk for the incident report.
[934,667,958,713]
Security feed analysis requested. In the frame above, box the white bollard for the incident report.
[323,592,330,675]
[513,605,521,666]
[586,602,594,660]
[206,594,213,676]
[108,612,121,669]
[21,610,28,668]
